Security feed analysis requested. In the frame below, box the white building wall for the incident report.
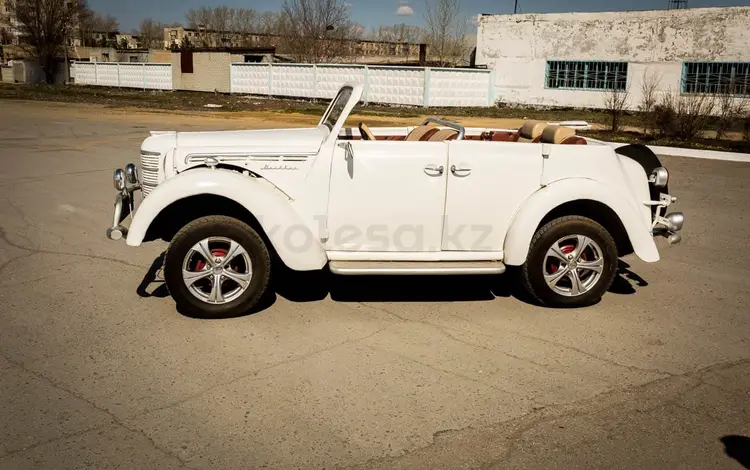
[476,6,750,110]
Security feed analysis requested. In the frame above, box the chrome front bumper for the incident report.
[646,192,684,245]
[106,166,141,241]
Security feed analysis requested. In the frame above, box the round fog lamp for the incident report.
[113,169,125,191]
[125,163,139,185]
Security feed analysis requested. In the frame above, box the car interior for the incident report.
[347,119,588,145]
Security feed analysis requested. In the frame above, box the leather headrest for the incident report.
[519,120,546,140]
[541,125,576,144]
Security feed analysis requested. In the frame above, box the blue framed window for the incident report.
[682,62,750,95]
[545,61,628,91]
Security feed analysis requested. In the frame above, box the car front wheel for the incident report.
[520,216,618,308]
[163,216,271,318]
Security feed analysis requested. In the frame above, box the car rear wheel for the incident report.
[164,216,271,318]
[520,216,618,308]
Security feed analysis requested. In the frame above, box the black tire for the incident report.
[164,216,271,318]
[520,216,618,308]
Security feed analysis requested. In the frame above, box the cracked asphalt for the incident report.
[1,100,749,470]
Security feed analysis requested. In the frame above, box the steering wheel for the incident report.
[358,122,376,141]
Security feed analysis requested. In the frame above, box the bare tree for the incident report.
[372,23,424,43]
[280,0,359,62]
[603,83,631,134]
[137,18,164,49]
[714,78,749,140]
[638,68,661,134]
[423,0,469,66]
[653,88,715,141]
[8,0,87,83]
[186,6,261,47]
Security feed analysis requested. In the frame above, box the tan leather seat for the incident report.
[427,129,459,141]
[517,120,546,142]
[540,125,576,144]
[405,125,438,141]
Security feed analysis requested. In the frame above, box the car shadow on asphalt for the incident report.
[721,435,750,469]
[136,254,649,318]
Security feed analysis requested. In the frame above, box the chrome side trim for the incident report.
[329,261,506,276]
[184,153,313,165]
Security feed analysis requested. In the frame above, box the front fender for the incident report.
[126,169,328,271]
[503,178,659,265]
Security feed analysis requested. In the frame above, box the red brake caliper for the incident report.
[550,245,575,274]
[195,248,228,272]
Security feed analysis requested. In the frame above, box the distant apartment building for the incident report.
[163,26,422,62]
[115,34,140,49]
[0,0,20,45]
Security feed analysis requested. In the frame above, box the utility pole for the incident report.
[514,0,520,14]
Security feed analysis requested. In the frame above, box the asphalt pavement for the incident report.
[0,100,748,470]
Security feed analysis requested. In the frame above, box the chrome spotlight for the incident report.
[113,169,125,191]
[125,163,139,185]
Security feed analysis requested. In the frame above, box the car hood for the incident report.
[174,126,329,155]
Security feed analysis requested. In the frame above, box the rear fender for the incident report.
[127,168,328,271]
[503,178,659,265]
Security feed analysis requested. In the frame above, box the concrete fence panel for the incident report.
[96,63,119,87]
[231,63,271,95]
[271,64,316,98]
[230,62,492,107]
[429,68,494,107]
[315,65,367,99]
[367,66,425,106]
[73,62,97,85]
[71,62,173,90]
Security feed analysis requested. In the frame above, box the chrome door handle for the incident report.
[424,164,444,176]
[338,141,353,160]
[451,165,471,176]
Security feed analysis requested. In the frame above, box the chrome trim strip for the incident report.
[329,261,506,276]
[140,150,162,156]
[184,153,313,164]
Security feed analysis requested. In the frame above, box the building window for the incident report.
[546,61,628,91]
[682,62,750,95]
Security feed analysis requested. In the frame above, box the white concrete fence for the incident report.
[231,63,495,107]
[71,62,173,90]
[68,61,495,107]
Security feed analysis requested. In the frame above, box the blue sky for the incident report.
[89,0,750,32]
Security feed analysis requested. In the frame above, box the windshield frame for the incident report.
[320,86,354,131]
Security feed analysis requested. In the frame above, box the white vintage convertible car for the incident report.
[107,84,683,317]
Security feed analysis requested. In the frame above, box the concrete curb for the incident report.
[588,139,750,163]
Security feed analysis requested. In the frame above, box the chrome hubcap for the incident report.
[543,235,604,297]
[182,237,252,305]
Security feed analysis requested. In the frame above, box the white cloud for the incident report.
[344,2,352,7]
[396,2,414,16]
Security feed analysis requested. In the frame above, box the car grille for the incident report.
[140,153,160,197]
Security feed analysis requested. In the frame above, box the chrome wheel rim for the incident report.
[181,237,252,305]
[543,235,604,297]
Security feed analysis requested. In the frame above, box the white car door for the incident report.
[441,141,543,252]
[326,140,448,252]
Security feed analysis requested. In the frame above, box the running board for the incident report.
[329,261,506,276]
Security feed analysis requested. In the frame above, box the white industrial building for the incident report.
[475,6,750,110]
